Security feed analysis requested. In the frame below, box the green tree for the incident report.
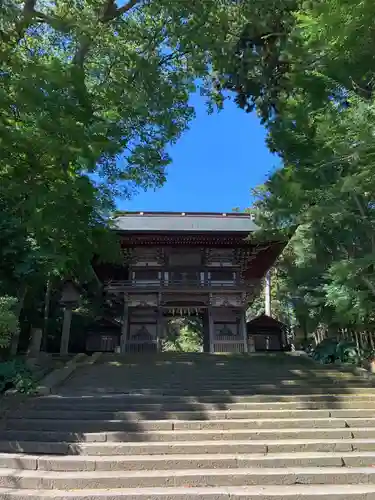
[0,0,219,327]
[209,0,375,335]
[6,0,375,343]
[254,1,375,333]
[2,0,262,350]
[1,0,194,284]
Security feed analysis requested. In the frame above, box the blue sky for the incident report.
[117,93,279,213]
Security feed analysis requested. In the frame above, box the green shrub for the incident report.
[0,360,37,394]
[312,338,338,364]
[0,296,19,349]
[336,341,361,364]
[311,338,363,365]
[162,319,203,352]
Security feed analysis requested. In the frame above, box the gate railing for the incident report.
[212,336,246,354]
[125,340,158,353]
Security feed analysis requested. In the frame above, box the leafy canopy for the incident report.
[224,0,375,331]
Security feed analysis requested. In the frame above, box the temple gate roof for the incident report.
[114,212,258,233]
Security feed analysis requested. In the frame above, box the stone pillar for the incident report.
[60,307,73,355]
[59,280,80,355]
[208,308,214,353]
[240,310,249,353]
[28,327,43,358]
[10,331,21,357]
[120,296,129,354]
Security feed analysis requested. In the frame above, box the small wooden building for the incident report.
[247,314,287,351]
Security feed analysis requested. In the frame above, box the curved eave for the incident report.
[243,241,287,280]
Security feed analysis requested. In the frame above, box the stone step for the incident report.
[102,367,359,371]
[31,392,375,402]
[74,380,365,388]
[71,369,369,374]
[7,417,375,432]
[2,466,375,488]
[85,371,364,378]
[12,409,334,420]
[4,437,375,456]
[37,390,375,397]
[28,398,375,411]
[1,427,374,443]
[0,427,362,443]
[4,485,375,500]
[68,438,375,455]
[75,376,364,387]
[74,364,361,371]
[3,356,375,498]
[13,408,375,420]
[57,378,370,385]
[89,359,358,370]
[87,380,365,385]
[27,402,375,412]
[90,359,338,367]
[115,372,357,378]
[60,385,370,393]
[4,451,375,471]
[56,386,375,396]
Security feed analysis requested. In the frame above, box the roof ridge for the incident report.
[114,211,254,218]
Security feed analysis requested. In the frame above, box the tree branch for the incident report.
[159,50,189,67]
[362,276,375,296]
[71,0,141,103]
[102,0,141,22]
[14,0,57,39]
[22,0,54,23]
[72,36,91,67]
[73,0,141,67]
[114,0,140,18]
[22,0,37,15]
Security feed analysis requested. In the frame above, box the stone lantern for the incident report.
[61,280,80,306]
[60,280,80,355]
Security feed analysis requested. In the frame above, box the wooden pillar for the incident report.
[202,309,210,353]
[120,295,129,354]
[248,335,255,353]
[60,306,73,355]
[156,308,163,352]
[208,307,214,353]
[265,270,271,316]
[240,310,248,353]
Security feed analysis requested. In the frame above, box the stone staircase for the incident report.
[1,353,375,498]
